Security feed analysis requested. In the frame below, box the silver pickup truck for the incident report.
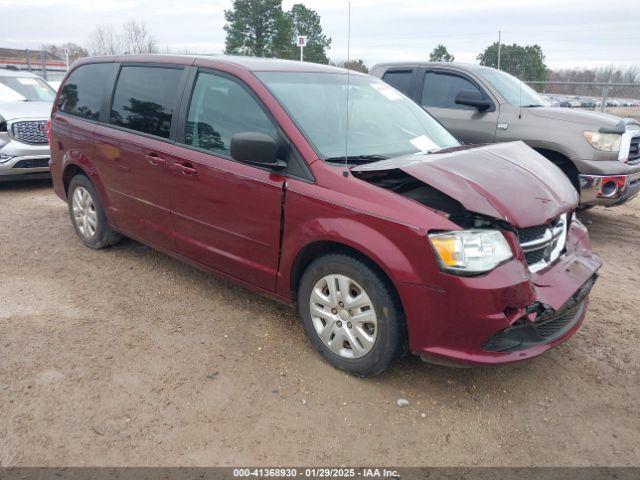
[371,62,640,207]
[0,69,54,181]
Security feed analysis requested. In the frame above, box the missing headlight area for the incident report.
[353,168,469,221]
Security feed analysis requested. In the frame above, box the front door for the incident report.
[169,70,285,291]
[419,70,499,145]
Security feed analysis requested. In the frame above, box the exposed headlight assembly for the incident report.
[428,230,513,275]
[583,131,621,152]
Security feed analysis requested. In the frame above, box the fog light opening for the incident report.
[597,176,626,198]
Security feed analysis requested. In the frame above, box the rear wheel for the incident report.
[297,254,405,377]
[67,174,122,249]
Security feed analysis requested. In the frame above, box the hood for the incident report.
[0,100,53,121]
[526,106,638,129]
[352,141,578,228]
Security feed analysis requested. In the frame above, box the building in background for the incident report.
[0,48,67,81]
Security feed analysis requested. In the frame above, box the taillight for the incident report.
[46,119,52,144]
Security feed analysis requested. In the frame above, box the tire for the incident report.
[67,174,122,249]
[297,253,406,377]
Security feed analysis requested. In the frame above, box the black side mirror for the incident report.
[455,89,492,111]
[230,132,285,169]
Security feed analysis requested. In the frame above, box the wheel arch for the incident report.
[288,240,406,320]
[534,148,581,191]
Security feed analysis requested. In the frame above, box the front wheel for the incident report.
[297,254,406,377]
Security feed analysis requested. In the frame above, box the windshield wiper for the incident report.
[522,104,544,107]
[324,154,388,165]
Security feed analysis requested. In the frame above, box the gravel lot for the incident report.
[1,179,639,467]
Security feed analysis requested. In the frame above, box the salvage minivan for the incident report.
[50,55,602,376]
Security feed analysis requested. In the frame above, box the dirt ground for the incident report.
[1,179,639,467]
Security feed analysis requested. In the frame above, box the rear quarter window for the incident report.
[58,63,116,120]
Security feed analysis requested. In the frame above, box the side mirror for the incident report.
[455,89,492,111]
[230,132,284,169]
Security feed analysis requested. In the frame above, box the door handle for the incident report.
[145,153,166,166]
[172,161,198,176]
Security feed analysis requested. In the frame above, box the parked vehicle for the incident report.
[50,56,601,376]
[371,62,640,207]
[0,69,54,181]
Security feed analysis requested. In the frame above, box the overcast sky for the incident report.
[3,0,639,69]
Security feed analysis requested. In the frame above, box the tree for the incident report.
[477,42,547,81]
[224,0,289,57]
[331,59,368,73]
[122,20,158,54]
[41,43,89,64]
[429,44,454,62]
[284,4,331,63]
[88,25,123,56]
[88,21,158,56]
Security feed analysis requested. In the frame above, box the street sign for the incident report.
[296,36,307,61]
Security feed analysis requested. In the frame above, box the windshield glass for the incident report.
[256,72,459,161]
[477,69,548,107]
[0,76,56,102]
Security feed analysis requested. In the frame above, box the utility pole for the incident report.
[497,30,502,70]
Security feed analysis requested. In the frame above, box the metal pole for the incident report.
[26,49,32,72]
[40,50,47,80]
[600,81,610,113]
[300,45,304,62]
[497,30,501,70]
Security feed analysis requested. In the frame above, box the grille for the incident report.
[516,215,568,272]
[482,274,596,353]
[13,158,50,169]
[11,120,48,144]
[628,136,640,165]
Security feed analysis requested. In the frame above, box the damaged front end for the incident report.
[352,142,602,365]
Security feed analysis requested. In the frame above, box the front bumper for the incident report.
[0,136,50,179]
[579,172,640,206]
[399,220,602,366]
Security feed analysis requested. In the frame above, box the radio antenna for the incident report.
[343,1,351,178]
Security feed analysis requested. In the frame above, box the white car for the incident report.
[0,69,54,181]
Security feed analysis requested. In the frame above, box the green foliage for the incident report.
[284,4,331,63]
[477,42,548,81]
[331,59,369,73]
[223,0,289,57]
[429,44,454,62]
[223,0,331,63]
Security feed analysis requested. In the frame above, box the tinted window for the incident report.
[110,66,183,139]
[421,72,483,110]
[382,70,413,95]
[184,72,277,156]
[58,63,115,120]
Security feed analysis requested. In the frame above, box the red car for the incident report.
[49,55,602,376]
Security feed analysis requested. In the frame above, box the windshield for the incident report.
[0,76,56,102]
[477,69,549,108]
[256,72,459,161]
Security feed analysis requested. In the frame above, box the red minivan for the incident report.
[50,55,602,376]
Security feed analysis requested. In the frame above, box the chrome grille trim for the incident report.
[9,120,48,145]
[517,214,568,273]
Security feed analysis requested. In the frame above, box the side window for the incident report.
[110,66,183,139]
[382,70,413,96]
[421,72,483,110]
[184,72,277,157]
[58,63,116,120]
